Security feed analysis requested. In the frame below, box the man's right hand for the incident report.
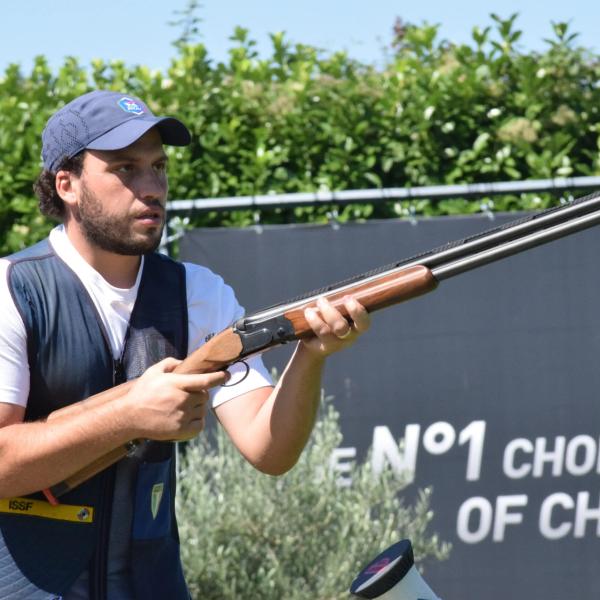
[122,357,230,442]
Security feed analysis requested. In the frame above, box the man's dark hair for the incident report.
[33,153,85,220]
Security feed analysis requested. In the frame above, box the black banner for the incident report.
[180,214,600,599]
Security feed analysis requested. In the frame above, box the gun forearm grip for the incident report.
[284,265,438,337]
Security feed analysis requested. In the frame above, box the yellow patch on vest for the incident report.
[0,497,94,523]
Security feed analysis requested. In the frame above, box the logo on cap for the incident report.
[118,97,145,115]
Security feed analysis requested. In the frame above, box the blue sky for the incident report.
[1,0,597,74]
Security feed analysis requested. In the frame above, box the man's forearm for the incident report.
[0,359,227,500]
[217,343,326,476]
[0,401,135,498]
[265,343,326,472]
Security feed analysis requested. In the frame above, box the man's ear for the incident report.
[55,170,79,208]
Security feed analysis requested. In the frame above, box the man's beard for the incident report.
[77,183,164,255]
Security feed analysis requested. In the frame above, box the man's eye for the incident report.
[116,165,133,173]
[154,162,167,172]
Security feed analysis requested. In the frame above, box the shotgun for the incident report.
[42,189,600,504]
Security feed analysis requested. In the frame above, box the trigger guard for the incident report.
[221,360,250,387]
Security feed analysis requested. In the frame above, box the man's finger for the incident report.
[304,306,333,338]
[146,356,182,375]
[188,390,210,409]
[170,370,231,392]
[344,296,370,333]
[316,297,352,338]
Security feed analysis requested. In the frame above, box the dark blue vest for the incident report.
[1,239,191,599]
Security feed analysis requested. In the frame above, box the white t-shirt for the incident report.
[0,226,272,410]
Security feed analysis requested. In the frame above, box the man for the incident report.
[0,90,369,599]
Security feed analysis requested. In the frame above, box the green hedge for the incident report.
[177,397,449,599]
[1,14,599,254]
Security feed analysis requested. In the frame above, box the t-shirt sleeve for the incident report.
[184,262,273,407]
[0,259,30,408]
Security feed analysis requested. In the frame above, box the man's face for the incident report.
[71,128,169,255]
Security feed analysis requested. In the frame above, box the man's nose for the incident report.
[137,168,167,201]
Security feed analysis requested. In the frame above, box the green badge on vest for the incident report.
[151,483,164,519]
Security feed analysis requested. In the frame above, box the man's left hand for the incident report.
[301,296,370,357]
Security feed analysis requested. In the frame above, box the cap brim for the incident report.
[85,116,191,151]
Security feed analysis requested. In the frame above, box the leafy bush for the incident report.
[1,14,599,254]
[176,396,449,600]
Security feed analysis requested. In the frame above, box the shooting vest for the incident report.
[0,239,190,599]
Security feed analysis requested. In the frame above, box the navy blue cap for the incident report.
[41,90,191,172]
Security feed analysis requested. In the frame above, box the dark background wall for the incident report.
[180,214,600,599]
